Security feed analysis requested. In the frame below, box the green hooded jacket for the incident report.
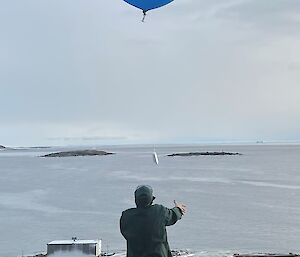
[120,204,182,257]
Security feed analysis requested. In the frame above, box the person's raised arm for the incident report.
[174,200,187,215]
[164,201,187,226]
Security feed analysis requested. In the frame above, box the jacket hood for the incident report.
[134,185,155,208]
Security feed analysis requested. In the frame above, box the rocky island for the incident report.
[41,150,114,158]
[167,151,241,157]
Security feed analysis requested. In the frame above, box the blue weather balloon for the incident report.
[123,0,174,21]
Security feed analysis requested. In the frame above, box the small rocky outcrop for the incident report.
[27,254,46,257]
[28,146,51,149]
[167,151,241,157]
[234,254,299,257]
[41,150,114,158]
[0,145,6,149]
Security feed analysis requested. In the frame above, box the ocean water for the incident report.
[1,144,300,257]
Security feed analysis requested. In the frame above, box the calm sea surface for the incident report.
[1,144,300,257]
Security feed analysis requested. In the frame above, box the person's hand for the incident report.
[174,200,187,215]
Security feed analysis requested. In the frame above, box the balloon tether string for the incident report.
[142,11,147,22]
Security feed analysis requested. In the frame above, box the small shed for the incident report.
[47,238,101,256]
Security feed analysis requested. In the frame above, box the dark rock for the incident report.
[171,250,193,256]
[0,145,14,150]
[167,151,241,157]
[233,254,299,257]
[28,146,51,149]
[24,252,47,257]
[41,150,114,158]
[28,254,47,257]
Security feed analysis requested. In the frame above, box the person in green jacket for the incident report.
[120,185,187,257]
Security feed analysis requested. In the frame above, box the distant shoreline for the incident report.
[2,141,300,150]
[167,151,242,157]
[41,150,114,158]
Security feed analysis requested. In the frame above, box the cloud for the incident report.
[214,0,300,36]
[288,61,300,71]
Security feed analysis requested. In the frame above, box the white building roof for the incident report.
[48,240,100,245]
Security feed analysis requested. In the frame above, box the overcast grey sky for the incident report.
[1,0,300,146]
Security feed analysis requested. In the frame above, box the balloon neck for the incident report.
[142,11,147,22]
